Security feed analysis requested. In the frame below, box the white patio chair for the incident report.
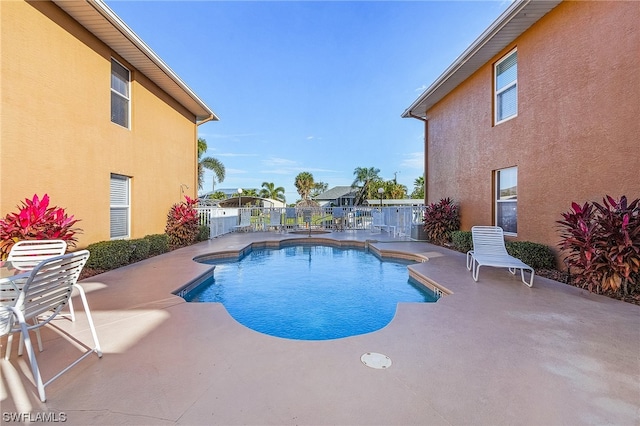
[0,250,102,402]
[466,226,535,287]
[5,240,72,355]
[233,210,252,232]
[371,210,395,237]
[7,240,68,271]
[268,209,282,232]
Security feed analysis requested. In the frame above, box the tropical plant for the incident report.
[351,167,381,205]
[197,137,225,191]
[294,172,315,201]
[0,194,81,260]
[386,181,408,199]
[260,182,286,202]
[411,176,425,199]
[422,198,460,245]
[165,196,199,249]
[558,195,640,294]
[311,182,329,198]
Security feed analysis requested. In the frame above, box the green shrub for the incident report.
[450,231,473,253]
[144,234,169,256]
[197,225,210,242]
[129,238,151,262]
[506,241,556,271]
[86,240,133,270]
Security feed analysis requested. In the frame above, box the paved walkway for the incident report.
[1,231,639,425]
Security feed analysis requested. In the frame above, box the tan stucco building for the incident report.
[1,0,218,248]
[403,0,639,254]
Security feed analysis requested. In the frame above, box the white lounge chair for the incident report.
[467,226,535,287]
[7,239,68,271]
[5,240,73,354]
[0,250,102,402]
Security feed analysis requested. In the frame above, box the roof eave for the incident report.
[53,0,219,123]
[402,0,562,120]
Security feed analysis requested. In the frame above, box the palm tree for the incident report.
[197,138,225,192]
[310,181,328,198]
[294,172,315,201]
[411,176,425,199]
[387,181,408,199]
[260,182,286,202]
[351,166,381,205]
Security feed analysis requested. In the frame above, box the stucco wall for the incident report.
[425,0,640,254]
[1,1,199,248]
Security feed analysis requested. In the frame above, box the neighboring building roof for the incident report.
[315,186,357,200]
[402,0,562,119]
[53,0,218,123]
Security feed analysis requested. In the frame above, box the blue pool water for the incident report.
[184,245,438,340]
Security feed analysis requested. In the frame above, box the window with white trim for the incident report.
[495,167,517,234]
[110,174,130,239]
[111,59,130,128]
[494,50,517,124]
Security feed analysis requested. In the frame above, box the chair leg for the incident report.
[73,284,102,357]
[472,263,480,282]
[8,307,46,402]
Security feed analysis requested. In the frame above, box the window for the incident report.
[495,167,517,234]
[111,59,130,128]
[495,50,517,124]
[110,174,130,239]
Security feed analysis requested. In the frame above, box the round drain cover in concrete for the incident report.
[361,352,392,369]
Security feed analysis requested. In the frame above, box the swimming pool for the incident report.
[184,245,438,340]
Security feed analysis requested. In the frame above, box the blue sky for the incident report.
[106,0,511,201]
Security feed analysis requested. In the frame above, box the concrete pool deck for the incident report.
[1,230,639,425]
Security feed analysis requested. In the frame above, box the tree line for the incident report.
[198,138,424,205]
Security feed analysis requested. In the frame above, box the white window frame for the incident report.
[494,49,518,125]
[495,167,517,235]
[110,58,130,128]
[110,174,130,239]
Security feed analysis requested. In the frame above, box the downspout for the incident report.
[407,112,428,204]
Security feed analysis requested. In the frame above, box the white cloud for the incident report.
[262,157,298,167]
[215,152,259,158]
[400,152,424,169]
[415,85,428,92]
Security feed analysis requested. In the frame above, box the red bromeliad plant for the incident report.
[165,196,199,249]
[0,194,81,260]
[558,195,640,295]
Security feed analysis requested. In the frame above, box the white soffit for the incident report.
[53,0,218,123]
[402,0,563,119]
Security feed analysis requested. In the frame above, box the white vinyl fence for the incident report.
[196,206,427,240]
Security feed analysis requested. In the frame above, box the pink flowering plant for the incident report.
[0,194,81,260]
[165,196,199,249]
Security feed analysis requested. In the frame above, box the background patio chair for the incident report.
[0,250,102,402]
[7,239,68,271]
[233,210,252,232]
[268,208,282,232]
[467,226,535,287]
